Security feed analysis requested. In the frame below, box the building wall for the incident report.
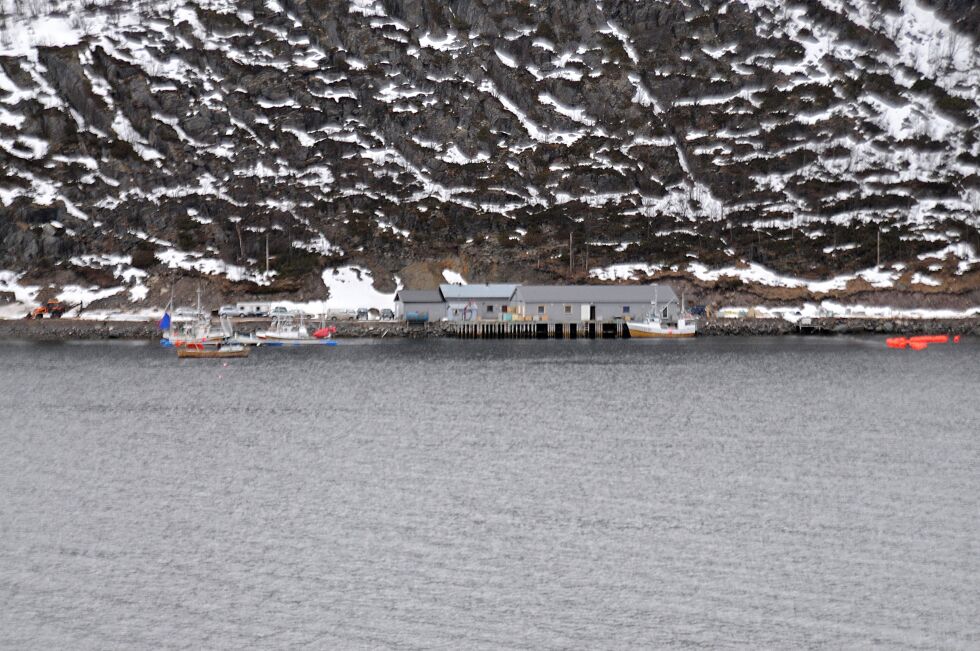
[514,301,679,323]
[445,299,515,321]
[397,301,447,321]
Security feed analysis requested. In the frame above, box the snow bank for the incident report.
[321,266,400,310]
[746,302,980,323]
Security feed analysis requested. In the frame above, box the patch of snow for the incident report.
[601,21,640,64]
[910,272,942,287]
[442,269,467,285]
[537,93,595,126]
[419,30,463,52]
[495,49,517,68]
[321,266,401,310]
[589,263,662,281]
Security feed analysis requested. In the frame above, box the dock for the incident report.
[448,321,632,339]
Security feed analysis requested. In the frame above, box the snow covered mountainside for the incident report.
[1,0,978,311]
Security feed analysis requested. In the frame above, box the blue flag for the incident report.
[158,311,171,330]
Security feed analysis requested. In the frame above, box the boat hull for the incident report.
[177,346,249,358]
[627,322,696,338]
[259,339,337,346]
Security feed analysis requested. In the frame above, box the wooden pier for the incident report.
[449,321,632,339]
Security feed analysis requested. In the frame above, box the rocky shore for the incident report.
[0,318,456,341]
[701,317,980,336]
[1,317,978,341]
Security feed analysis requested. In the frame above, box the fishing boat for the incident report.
[627,289,696,338]
[255,312,310,341]
[160,287,232,348]
[627,315,696,338]
[255,313,337,345]
[177,344,249,359]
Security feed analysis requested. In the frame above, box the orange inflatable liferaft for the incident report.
[886,337,908,349]
[909,341,929,351]
[910,335,948,345]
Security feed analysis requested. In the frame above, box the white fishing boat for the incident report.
[256,312,308,341]
[627,289,696,338]
[255,312,339,346]
[627,316,696,338]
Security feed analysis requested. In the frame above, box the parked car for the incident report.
[218,304,244,317]
[381,308,395,320]
[356,308,370,321]
[174,306,199,317]
[270,306,290,317]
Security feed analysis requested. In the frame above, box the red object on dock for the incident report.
[909,341,929,351]
[909,335,948,344]
[313,326,337,339]
[886,337,909,349]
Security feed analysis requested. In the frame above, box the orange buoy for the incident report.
[886,337,909,349]
[953,335,961,344]
[910,335,948,344]
[909,341,928,351]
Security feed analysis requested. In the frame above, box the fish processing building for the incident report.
[394,283,680,324]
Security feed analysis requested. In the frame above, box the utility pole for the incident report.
[265,232,270,275]
[569,232,573,279]
[876,227,881,268]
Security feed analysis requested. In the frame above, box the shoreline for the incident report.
[1,317,978,341]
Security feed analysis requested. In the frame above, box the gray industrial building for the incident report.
[511,285,679,323]
[395,283,680,323]
[393,289,446,322]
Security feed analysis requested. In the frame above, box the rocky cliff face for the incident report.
[1,0,978,306]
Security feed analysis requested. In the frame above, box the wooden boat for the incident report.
[177,344,249,359]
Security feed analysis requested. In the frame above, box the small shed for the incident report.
[394,289,445,322]
[511,284,679,323]
[440,284,519,321]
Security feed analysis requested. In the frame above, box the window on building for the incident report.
[486,304,494,313]
[564,305,572,314]
[623,306,630,314]
[501,305,508,313]
[537,305,545,314]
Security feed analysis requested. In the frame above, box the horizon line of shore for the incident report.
[1,317,979,341]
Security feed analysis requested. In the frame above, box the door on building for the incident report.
[580,305,590,321]
[589,305,596,321]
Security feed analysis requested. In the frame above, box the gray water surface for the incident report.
[0,337,977,648]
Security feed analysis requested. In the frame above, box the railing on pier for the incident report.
[448,321,631,339]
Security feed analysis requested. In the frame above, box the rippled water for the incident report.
[0,337,977,648]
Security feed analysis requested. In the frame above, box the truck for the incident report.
[218,302,272,317]
[27,299,67,319]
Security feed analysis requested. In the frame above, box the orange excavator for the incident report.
[27,299,67,319]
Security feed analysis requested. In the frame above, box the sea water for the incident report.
[0,337,977,648]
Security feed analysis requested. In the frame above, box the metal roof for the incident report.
[395,289,443,303]
[513,284,678,303]
[439,284,518,300]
